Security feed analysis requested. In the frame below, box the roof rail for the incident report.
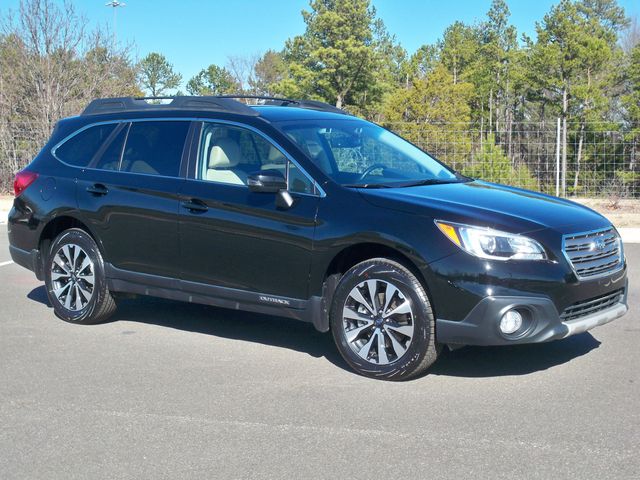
[81,96,259,116]
[81,95,348,117]
[217,95,348,115]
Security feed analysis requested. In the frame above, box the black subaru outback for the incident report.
[8,96,628,380]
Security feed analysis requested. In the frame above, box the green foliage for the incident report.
[251,50,287,95]
[277,0,391,112]
[383,64,474,169]
[526,0,627,120]
[463,134,538,190]
[622,44,640,138]
[440,21,479,84]
[186,64,239,96]
[137,52,181,97]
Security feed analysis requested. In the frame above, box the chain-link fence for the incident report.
[0,121,49,193]
[1,120,639,197]
[388,121,639,198]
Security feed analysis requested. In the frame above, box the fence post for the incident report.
[556,118,561,197]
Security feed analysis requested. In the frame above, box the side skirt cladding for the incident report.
[104,264,326,330]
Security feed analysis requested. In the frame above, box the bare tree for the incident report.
[0,0,139,191]
[226,53,260,94]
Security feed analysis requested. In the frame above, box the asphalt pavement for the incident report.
[0,225,638,479]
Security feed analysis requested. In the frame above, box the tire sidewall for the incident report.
[330,260,434,380]
[44,229,109,324]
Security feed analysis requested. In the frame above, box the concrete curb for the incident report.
[618,228,640,244]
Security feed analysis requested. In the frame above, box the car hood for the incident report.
[359,180,611,234]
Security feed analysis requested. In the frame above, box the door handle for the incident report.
[86,184,109,196]
[181,199,208,213]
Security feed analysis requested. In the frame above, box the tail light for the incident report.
[14,170,39,197]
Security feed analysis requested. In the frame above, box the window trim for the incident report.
[191,119,326,198]
[51,118,194,180]
[51,117,325,197]
[51,122,119,169]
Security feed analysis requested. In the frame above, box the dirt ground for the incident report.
[573,198,640,228]
[2,195,640,228]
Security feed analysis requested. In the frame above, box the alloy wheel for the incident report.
[50,243,95,311]
[342,279,415,365]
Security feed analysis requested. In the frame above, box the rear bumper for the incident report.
[436,281,628,346]
[9,245,42,280]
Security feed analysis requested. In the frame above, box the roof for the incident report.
[251,105,357,122]
[80,96,351,121]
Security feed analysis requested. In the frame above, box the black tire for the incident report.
[44,228,117,325]
[330,258,438,380]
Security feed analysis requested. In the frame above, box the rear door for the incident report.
[178,121,320,300]
[74,119,193,279]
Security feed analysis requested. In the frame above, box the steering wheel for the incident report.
[355,163,388,183]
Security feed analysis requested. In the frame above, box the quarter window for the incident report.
[120,121,189,177]
[55,124,116,167]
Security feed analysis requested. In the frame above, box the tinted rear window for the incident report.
[120,121,189,177]
[55,124,117,167]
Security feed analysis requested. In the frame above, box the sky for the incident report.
[2,0,639,90]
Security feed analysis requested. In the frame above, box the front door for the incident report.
[178,121,320,300]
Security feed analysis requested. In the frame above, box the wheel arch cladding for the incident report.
[39,216,105,266]
[321,242,435,322]
[325,242,427,287]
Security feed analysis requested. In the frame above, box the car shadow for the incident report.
[430,333,601,378]
[27,285,348,371]
[27,285,601,379]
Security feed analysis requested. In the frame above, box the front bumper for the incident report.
[436,281,628,346]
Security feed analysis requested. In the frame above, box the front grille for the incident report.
[563,227,623,279]
[560,289,624,322]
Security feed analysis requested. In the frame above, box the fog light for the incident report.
[500,309,523,334]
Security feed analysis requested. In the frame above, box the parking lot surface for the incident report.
[1,225,638,479]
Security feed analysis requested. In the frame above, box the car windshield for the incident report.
[276,118,462,187]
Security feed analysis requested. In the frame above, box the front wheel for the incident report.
[330,258,438,380]
[44,228,117,324]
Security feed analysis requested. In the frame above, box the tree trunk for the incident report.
[480,103,484,151]
[573,123,584,193]
[489,88,493,133]
[336,95,343,109]
[561,85,568,197]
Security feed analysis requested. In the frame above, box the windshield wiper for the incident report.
[397,178,462,187]
[343,183,394,189]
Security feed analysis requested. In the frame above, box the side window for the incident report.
[55,124,116,167]
[198,122,315,194]
[93,124,128,171]
[120,121,189,177]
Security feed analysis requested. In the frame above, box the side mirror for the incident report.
[247,169,287,193]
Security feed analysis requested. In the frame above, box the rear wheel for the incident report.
[44,228,117,324]
[330,258,438,380]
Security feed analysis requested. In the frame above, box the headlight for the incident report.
[436,221,547,261]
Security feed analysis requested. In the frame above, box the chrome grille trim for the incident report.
[562,227,623,279]
[560,289,625,322]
